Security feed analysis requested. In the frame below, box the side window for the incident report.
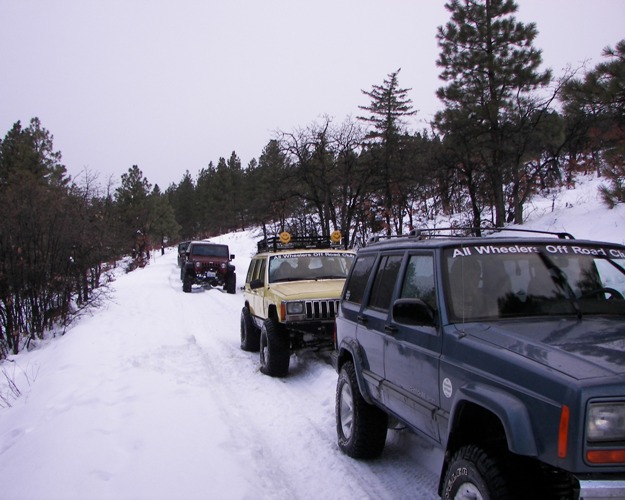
[343,255,376,305]
[368,255,403,311]
[246,258,257,284]
[246,258,266,284]
[257,258,267,282]
[400,255,436,311]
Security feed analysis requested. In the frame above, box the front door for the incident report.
[383,253,442,442]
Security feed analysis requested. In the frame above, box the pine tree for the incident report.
[561,39,625,206]
[149,185,180,253]
[0,118,67,186]
[167,171,197,240]
[0,119,74,354]
[251,139,294,235]
[115,165,153,259]
[435,0,551,227]
[358,69,417,235]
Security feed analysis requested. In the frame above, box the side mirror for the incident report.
[230,254,235,260]
[250,278,264,290]
[392,298,437,327]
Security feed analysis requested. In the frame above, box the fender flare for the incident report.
[336,338,376,405]
[450,383,539,457]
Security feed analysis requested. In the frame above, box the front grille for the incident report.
[305,299,339,320]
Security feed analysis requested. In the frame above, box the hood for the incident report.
[268,279,345,301]
[463,317,625,380]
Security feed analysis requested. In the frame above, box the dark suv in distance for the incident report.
[177,241,190,267]
[180,241,236,294]
[333,228,625,499]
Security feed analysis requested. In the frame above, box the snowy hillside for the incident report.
[509,174,625,245]
[0,176,623,500]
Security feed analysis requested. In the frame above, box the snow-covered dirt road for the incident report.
[0,231,442,500]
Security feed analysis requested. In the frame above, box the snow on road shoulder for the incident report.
[0,250,257,499]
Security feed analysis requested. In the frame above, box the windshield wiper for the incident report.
[538,250,582,320]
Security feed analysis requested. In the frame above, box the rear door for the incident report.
[340,253,376,347]
[352,253,404,398]
[245,257,266,321]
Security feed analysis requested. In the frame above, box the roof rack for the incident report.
[487,227,575,239]
[366,227,575,245]
[257,232,345,253]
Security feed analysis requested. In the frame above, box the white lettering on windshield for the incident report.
[452,248,472,258]
[272,252,353,259]
[450,244,624,258]
[610,248,625,259]
[474,245,538,255]
[571,246,607,256]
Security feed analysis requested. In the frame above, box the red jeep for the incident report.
[180,241,236,294]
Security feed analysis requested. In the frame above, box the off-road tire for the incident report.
[225,272,236,294]
[442,444,510,500]
[240,307,260,352]
[182,271,193,293]
[259,318,290,377]
[336,361,388,459]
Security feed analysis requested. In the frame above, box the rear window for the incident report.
[191,244,229,258]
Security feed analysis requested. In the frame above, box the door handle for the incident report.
[384,324,397,334]
[357,316,368,325]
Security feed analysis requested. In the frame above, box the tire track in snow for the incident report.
[139,253,440,498]
[162,259,371,497]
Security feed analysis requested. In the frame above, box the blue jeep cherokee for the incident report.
[334,229,625,499]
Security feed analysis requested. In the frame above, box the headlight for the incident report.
[587,403,625,442]
[285,302,305,315]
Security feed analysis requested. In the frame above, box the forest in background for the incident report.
[1,0,623,357]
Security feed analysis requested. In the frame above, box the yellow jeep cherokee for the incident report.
[240,232,355,377]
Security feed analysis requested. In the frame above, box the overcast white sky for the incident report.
[2,1,624,190]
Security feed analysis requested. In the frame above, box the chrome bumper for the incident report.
[577,479,625,499]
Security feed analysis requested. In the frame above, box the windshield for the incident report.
[444,243,625,321]
[269,252,354,283]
